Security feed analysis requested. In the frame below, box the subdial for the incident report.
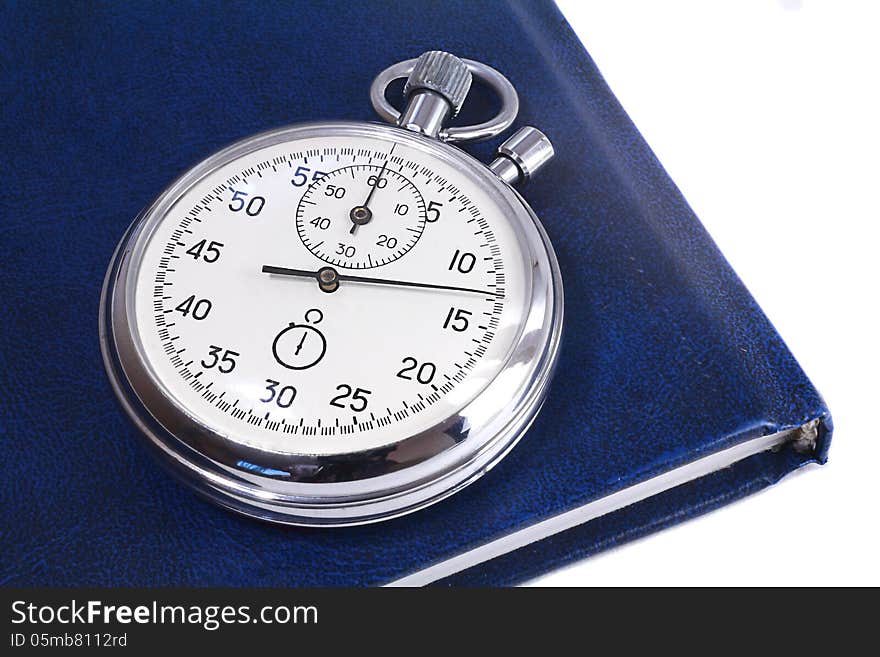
[295,164,426,269]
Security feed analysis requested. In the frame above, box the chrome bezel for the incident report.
[99,121,563,526]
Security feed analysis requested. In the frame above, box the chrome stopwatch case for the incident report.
[100,51,563,526]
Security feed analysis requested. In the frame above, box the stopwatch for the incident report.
[100,51,563,526]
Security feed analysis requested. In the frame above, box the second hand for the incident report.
[261,265,500,297]
[348,145,394,235]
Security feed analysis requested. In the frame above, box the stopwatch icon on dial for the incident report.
[295,162,427,269]
[272,309,327,370]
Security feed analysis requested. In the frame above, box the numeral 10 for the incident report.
[448,249,476,273]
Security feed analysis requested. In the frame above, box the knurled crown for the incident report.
[403,51,472,116]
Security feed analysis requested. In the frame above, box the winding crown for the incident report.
[403,51,472,117]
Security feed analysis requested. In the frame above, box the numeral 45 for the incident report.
[186,239,224,263]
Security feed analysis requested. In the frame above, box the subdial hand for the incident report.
[348,148,392,235]
[261,265,499,297]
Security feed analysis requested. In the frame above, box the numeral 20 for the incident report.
[397,357,436,384]
[376,234,398,249]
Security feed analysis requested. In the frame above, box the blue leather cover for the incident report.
[0,0,830,586]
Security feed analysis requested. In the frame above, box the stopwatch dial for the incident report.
[131,130,531,457]
[296,164,426,268]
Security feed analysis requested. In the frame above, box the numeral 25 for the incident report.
[329,384,371,412]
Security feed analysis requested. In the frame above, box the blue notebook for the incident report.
[0,0,830,586]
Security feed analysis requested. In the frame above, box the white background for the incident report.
[529,1,880,585]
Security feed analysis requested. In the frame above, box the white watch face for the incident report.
[131,127,531,457]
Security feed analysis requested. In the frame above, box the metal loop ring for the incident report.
[370,58,519,143]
